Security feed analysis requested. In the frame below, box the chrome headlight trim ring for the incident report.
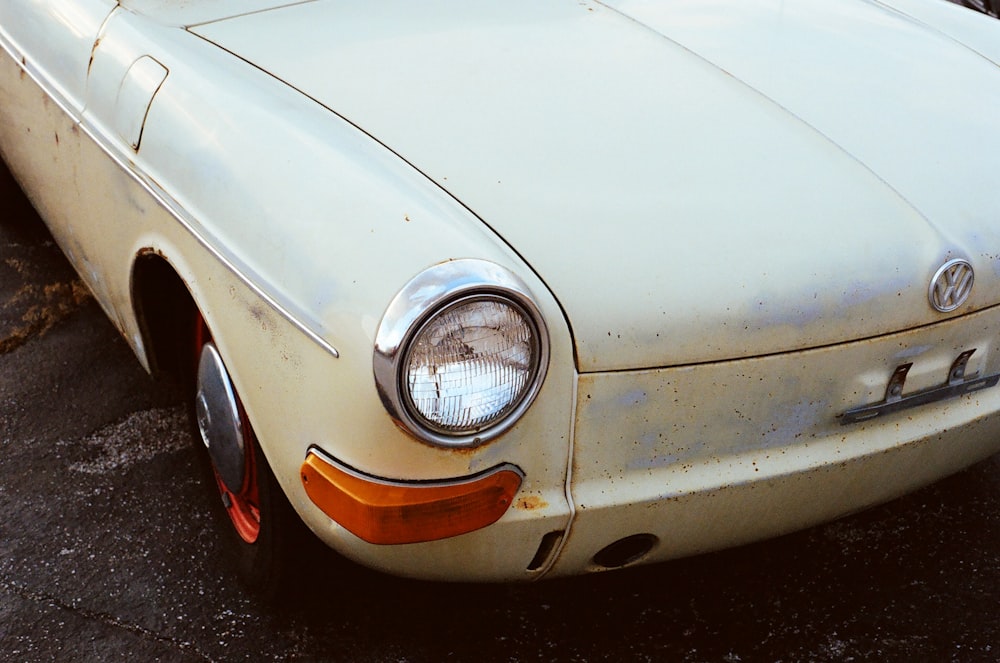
[373,259,550,448]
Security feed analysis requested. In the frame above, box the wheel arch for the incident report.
[130,249,198,385]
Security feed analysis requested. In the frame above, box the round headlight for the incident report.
[374,260,550,448]
[403,296,541,434]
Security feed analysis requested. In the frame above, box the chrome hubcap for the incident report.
[196,342,246,493]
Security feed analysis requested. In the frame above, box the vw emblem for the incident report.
[929,258,974,313]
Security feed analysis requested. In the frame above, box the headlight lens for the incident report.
[404,296,540,434]
[373,260,550,448]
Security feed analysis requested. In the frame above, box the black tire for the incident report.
[212,426,300,599]
[190,316,304,600]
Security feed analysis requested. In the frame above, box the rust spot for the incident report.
[444,444,479,456]
[516,495,548,510]
[136,246,166,259]
[88,37,102,76]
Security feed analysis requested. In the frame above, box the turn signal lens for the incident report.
[300,450,523,545]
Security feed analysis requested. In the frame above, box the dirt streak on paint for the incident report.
[0,279,92,355]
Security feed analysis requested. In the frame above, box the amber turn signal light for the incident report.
[300,450,522,545]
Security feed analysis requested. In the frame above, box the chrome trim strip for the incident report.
[90,131,342,358]
[0,32,340,358]
[305,445,525,487]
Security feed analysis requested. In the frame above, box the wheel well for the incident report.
[131,253,197,386]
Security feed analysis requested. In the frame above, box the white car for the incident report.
[2,0,1000,594]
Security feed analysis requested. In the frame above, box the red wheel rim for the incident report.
[195,317,262,544]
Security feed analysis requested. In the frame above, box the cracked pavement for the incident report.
[2,151,999,660]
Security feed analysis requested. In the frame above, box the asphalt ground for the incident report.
[2,153,999,660]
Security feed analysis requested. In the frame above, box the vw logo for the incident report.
[929,258,974,313]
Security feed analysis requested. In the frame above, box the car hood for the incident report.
[192,0,1000,372]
